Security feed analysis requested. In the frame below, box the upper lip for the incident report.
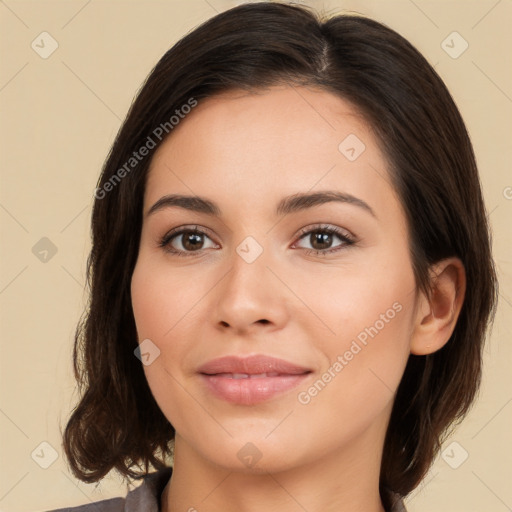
[198,355,311,376]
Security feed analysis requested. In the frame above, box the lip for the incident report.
[198,355,312,405]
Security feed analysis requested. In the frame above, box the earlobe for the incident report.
[410,257,466,356]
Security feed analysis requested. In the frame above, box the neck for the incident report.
[162,427,387,512]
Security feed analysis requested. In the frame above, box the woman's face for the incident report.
[131,85,419,473]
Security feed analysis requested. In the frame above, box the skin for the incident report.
[130,85,465,512]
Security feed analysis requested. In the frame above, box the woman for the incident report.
[50,2,498,511]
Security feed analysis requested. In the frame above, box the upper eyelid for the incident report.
[163,224,215,238]
[296,224,353,239]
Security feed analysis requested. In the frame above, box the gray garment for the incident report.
[45,468,172,512]
[44,467,407,512]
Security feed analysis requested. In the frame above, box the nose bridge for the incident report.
[224,234,273,305]
[214,234,288,330]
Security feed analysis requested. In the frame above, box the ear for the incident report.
[410,257,466,355]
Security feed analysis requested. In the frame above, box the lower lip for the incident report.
[200,374,310,405]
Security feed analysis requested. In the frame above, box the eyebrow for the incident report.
[146,190,376,218]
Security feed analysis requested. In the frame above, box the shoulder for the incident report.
[389,493,408,512]
[382,487,408,512]
[43,467,173,512]
[43,496,125,512]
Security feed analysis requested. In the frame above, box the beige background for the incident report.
[0,0,510,511]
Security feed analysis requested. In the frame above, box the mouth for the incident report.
[212,372,285,379]
[198,355,312,405]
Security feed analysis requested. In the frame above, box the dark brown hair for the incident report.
[62,1,498,502]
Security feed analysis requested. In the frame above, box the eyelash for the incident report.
[158,224,356,258]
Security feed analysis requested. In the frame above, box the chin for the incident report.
[192,430,305,475]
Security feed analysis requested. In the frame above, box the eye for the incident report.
[158,226,218,256]
[158,224,356,258]
[293,224,356,256]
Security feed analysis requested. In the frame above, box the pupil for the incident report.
[312,231,331,250]
[184,232,203,250]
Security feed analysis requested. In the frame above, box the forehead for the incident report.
[151,85,373,160]
[144,85,400,224]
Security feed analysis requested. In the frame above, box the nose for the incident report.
[214,241,290,335]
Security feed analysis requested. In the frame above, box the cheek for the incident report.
[131,256,205,341]
[292,255,416,413]
[292,252,415,350]
[131,257,214,425]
